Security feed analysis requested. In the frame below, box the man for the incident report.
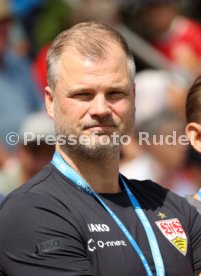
[185,76,201,212]
[0,22,201,276]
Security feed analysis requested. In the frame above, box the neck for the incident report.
[56,144,121,193]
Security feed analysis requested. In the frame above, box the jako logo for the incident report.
[88,224,110,232]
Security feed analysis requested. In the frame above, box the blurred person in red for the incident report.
[139,0,201,77]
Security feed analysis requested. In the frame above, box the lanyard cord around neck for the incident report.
[198,189,201,200]
[51,151,165,276]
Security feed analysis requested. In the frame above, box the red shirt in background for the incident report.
[32,43,50,91]
[152,17,201,75]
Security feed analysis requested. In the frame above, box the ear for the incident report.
[133,83,136,96]
[185,122,201,153]
[133,84,136,113]
[45,86,54,119]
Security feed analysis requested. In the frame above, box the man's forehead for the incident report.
[54,44,132,91]
[59,55,129,83]
[60,42,126,61]
[59,49,128,77]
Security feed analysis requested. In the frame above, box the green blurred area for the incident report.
[33,0,72,50]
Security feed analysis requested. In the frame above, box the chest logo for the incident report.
[88,224,110,232]
[155,218,187,255]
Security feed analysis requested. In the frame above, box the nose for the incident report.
[89,94,112,118]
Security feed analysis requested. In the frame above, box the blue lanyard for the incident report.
[51,152,165,276]
[198,189,201,200]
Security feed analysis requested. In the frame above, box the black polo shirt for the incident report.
[0,163,201,276]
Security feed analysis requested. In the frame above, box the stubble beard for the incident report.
[54,111,135,162]
[55,123,119,161]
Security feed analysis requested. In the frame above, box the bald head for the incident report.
[47,22,135,90]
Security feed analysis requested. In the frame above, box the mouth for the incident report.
[84,125,116,131]
[83,125,117,137]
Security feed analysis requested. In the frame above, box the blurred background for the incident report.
[0,0,201,199]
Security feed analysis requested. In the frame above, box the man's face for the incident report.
[46,45,135,157]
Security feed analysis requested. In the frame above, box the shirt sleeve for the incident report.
[187,200,201,276]
[0,192,95,276]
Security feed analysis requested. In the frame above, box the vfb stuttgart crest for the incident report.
[155,218,187,255]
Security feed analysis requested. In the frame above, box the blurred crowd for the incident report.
[0,0,201,199]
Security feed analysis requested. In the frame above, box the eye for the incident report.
[108,91,126,100]
[70,92,94,101]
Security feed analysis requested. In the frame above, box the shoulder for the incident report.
[4,163,55,195]
[128,177,167,192]
[0,163,85,241]
[124,176,168,201]
[0,164,63,215]
[123,176,199,216]
[124,177,201,249]
[0,163,88,224]
[0,165,93,275]
[0,164,57,223]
